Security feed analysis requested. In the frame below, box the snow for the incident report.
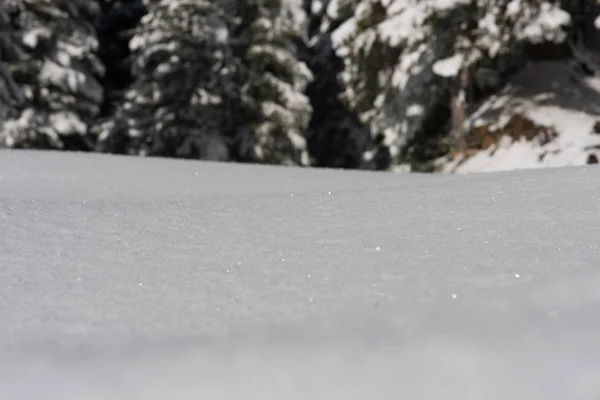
[520,2,571,43]
[445,105,600,173]
[48,112,87,135]
[21,27,50,49]
[428,0,470,11]
[440,61,600,173]
[432,54,464,78]
[374,1,430,48]
[2,149,600,399]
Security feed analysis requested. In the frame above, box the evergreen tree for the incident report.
[329,0,442,169]
[233,0,313,166]
[97,0,314,166]
[0,2,25,127]
[328,0,574,170]
[427,0,571,153]
[95,0,237,160]
[0,0,104,150]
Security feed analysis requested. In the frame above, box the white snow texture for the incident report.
[1,149,600,399]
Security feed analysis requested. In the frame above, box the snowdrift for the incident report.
[1,149,600,399]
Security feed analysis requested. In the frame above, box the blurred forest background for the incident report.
[2,0,600,173]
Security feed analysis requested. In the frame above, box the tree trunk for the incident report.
[450,65,469,156]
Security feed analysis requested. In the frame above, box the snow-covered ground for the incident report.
[439,61,600,173]
[1,149,600,399]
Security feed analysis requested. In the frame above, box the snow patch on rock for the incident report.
[438,61,600,173]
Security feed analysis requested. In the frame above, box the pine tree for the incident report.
[0,2,25,127]
[427,0,572,154]
[329,0,442,169]
[328,0,574,170]
[0,0,104,150]
[233,0,313,166]
[95,0,238,160]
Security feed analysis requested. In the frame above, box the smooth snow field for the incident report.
[1,149,600,399]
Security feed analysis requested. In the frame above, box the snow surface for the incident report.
[2,149,600,399]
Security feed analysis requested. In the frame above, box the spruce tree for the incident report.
[0,0,104,150]
[233,0,313,166]
[95,0,237,160]
[328,0,574,170]
[0,2,25,127]
[427,0,571,153]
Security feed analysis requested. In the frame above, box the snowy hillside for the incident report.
[1,149,600,399]
[437,60,600,173]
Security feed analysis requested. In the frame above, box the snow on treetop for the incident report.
[432,53,464,78]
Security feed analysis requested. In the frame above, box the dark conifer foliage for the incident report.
[96,0,145,119]
[0,3,25,128]
[95,0,238,160]
[1,0,104,150]
[301,0,373,169]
